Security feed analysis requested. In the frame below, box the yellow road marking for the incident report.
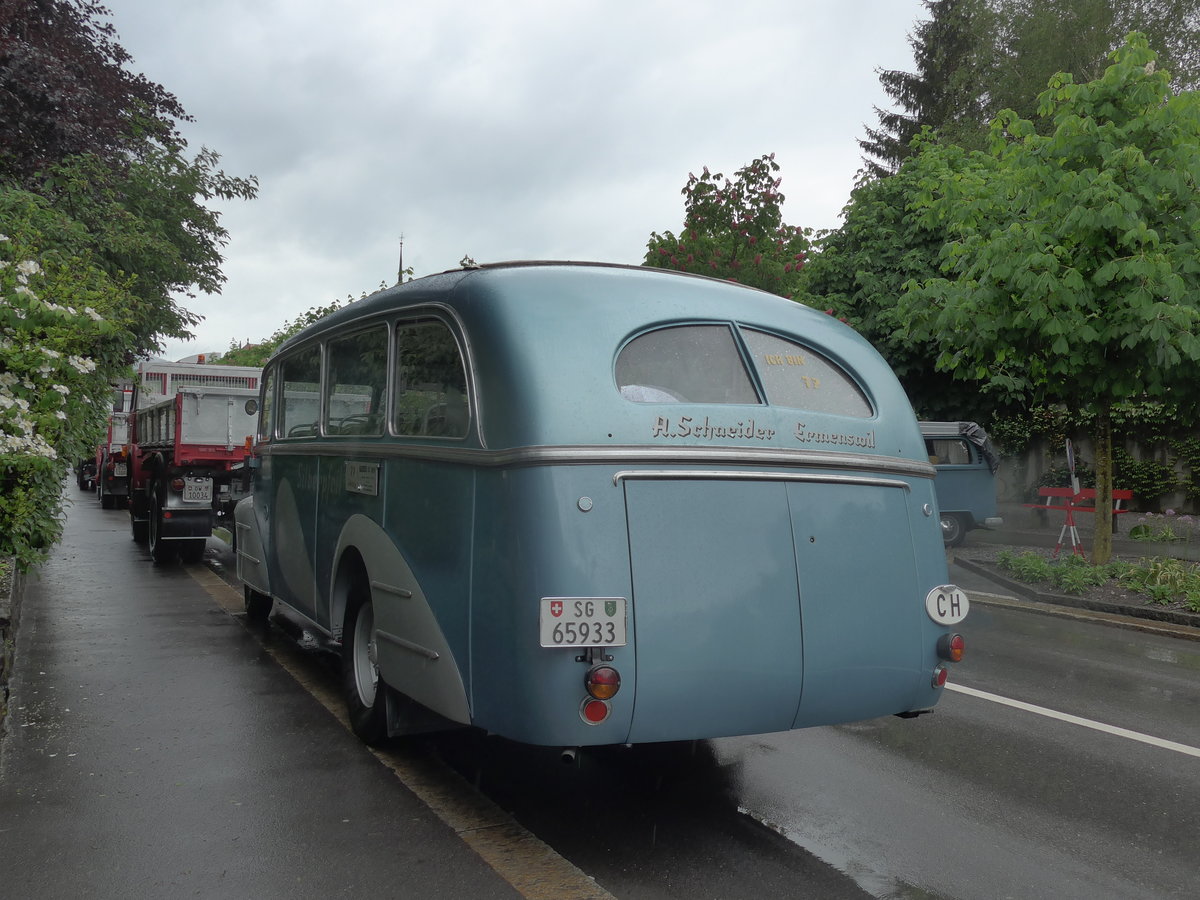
[187,565,615,900]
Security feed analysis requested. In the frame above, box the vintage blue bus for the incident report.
[235,262,968,750]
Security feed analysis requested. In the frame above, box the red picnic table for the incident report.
[1024,487,1134,559]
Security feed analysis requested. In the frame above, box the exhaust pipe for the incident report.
[560,747,579,765]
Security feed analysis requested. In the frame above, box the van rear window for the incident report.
[616,325,760,405]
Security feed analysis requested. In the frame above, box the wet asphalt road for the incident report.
[3,494,1199,899]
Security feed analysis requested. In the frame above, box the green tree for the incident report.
[643,154,810,297]
[798,162,998,419]
[219,299,350,368]
[2,1,257,356]
[860,0,985,176]
[862,1,1200,176]
[0,0,188,181]
[900,35,1200,563]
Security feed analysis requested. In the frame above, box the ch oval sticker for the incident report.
[925,585,970,625]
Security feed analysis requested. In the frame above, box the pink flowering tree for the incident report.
[643,154,811,298]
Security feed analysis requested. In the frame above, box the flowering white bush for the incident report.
[0,227,125,569]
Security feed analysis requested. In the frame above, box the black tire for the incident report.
[130,507,149,544]
[940,513,966,548]
[148,487,176,563]
[342,593,388,745]
[100,489,114,510]
[244,586,272,623]
[179,538,206,563]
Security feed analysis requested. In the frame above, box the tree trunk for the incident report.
[1092,409,1114,565]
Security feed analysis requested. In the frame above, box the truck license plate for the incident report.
[183,477,213,503]
[539,597,627,647]
[113,463,127,477]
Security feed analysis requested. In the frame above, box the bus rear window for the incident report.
[741,329,872,417]
[616,325,760,405]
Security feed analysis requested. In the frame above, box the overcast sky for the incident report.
[99,0,927,360]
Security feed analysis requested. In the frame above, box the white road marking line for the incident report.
[946,682,1200,759]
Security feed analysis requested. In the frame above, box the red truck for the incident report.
[126,361,261,562]
[95,387,133,509]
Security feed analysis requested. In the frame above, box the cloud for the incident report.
[99,0,924,358]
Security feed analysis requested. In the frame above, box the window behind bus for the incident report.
[394,319,469,438]
[279,346,322,439]
[257,367,276,442]
[325,326,388,436]
[616,325,760,404]
[740,329,872,417]
[926,438,972,465]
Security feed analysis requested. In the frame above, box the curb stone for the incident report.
[957,556,1200,635]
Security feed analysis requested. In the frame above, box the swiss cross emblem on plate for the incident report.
[550,600,564,618]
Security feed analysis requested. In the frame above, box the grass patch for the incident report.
[995,550,1200,607]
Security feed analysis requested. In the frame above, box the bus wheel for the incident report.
[244,586,272,623]
[342,593,388,745]
[940,513,966,548]
[148,488,175,563]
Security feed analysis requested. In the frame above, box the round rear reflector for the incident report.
[585,665,621,700]
[579,698,610,725]
[932,664,949,688]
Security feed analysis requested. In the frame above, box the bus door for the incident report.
[623,476,804,743]
[786,479,923,727]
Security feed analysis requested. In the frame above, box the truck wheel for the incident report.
[244,586,272,623]
[179,539,206,563]
[148,488,176,563]
[100,487,114,510]
[130,509,149,544]
[342,592,388,745]
[940,513,966,548]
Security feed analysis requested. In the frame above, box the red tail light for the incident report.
[171,477,185,492]
[585,665,621,700]
[937,633,965,663]
[932,664,949,688]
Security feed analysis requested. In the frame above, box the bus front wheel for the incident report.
[342,593,388,745]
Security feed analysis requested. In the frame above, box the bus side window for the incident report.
[279,346,322,439]
[324,326,388,436]
[394,320,469,438]
[258,366,276,442]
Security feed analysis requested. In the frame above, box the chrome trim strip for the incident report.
[258,442,935,479]
[370,581,413,599]
[236,549,261,566]
[377,629,440,660]
[611,470,912,491]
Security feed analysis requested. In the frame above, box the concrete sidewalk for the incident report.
[0,496,527,900]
